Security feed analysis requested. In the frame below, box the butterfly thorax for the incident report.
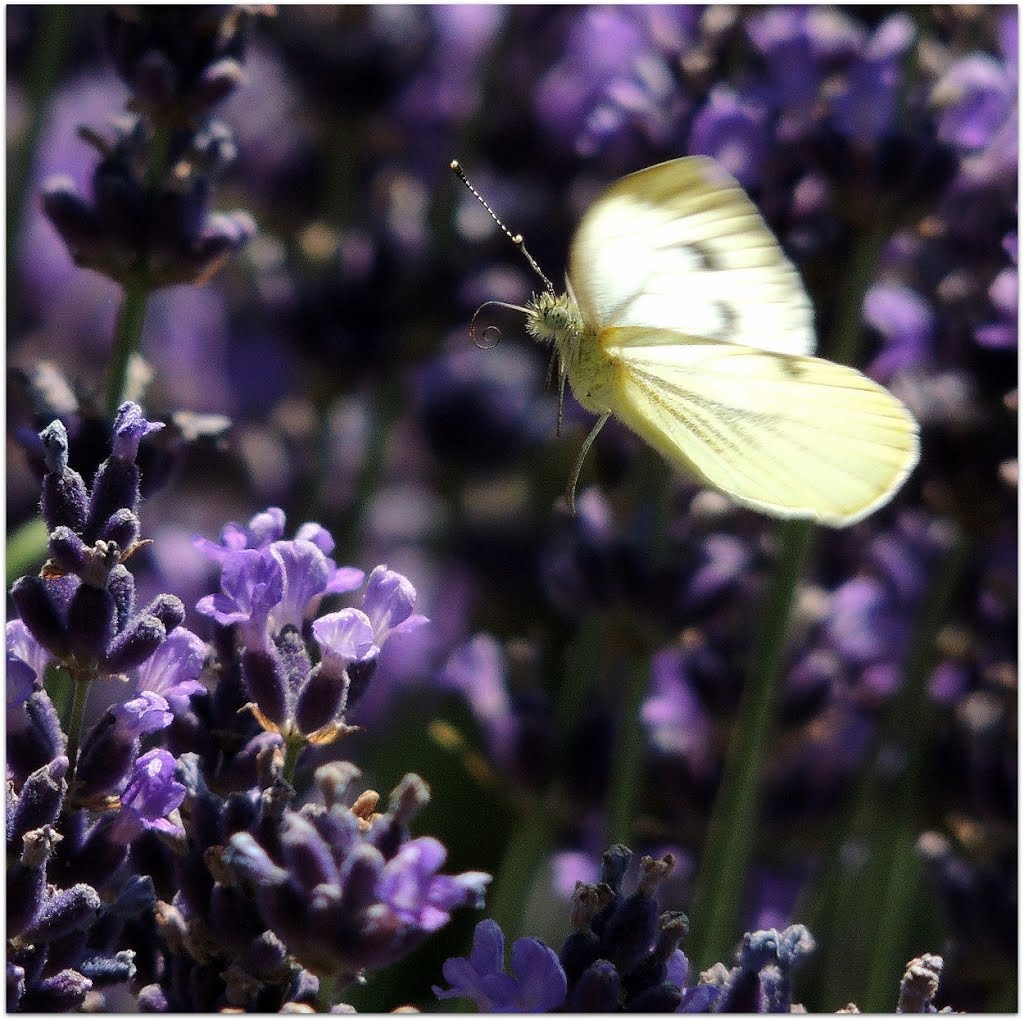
[525,289,619,415]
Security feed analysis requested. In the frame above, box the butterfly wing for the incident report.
[568,157,816,357]
[600,327,919,526]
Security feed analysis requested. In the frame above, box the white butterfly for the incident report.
[453,157,919,527]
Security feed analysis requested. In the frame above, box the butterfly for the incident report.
[452,157,919,527]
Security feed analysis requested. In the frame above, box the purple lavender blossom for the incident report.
[108,748,186,841]
[196,511,427,742]
[433,918,567,1012]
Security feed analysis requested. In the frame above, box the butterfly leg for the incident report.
[566,411,611,514]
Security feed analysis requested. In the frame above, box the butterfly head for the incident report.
[524,289,585,351]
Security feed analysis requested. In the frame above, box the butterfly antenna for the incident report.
[451,160,555,293]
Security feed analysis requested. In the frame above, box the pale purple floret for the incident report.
[377,837,489,932]
[688,84,769,188]
[111,749,186,841]
[361,565,429,646]
[111,692,173,743]
[194,507,365,595]
[269,540,330,631]
[433,918,568,1012]
[133,626,206,712]
[7,619,53,697]
[864,283,935,379]
[195,548,283,643]
[312,610,378,676]
[438,635,516,766]
[110,401,164,461]
[832,13,916,144]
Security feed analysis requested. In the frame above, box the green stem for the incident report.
[486,789,556,940]
[825,225,890,366]
[317,973,340,1012]
[65,673,91,777]
[8,5,74,321]
[282,735,303,787]
[860,535,973,1011]
[105,282,151,415]
[607,655,649,847]
[688,519,814,967]
[104,124,173,414]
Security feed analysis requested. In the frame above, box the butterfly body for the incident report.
[473,156,920,527]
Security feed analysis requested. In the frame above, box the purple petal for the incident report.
[111,402,164,461]
[361,565,423,644]
[312,609,378,672]
[270,540,330,630]
[112,692,172,741]
[133,626,206,697]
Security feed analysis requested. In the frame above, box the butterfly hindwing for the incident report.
[568,157,816,357]
[600,327,920,526]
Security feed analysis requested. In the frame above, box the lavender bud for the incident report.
[78,951,137,987]
[10,575,68,659]
[7,826,59,936]
[280,814,338,891]
[136,984,168,1011]
[194,56,246,110]
[132,48,178,109]
[97,507,141,549]
[21,969,93,1013]
[603,889,660,975]
[12,692,68,780]
[294,666,346,737]
[93,158,143,247]
[897,954,944,1013]
[108,565,136,629]
[143,592,186,632]
[241,930,289,976]
[23,883,101,943]
[86,460,141,542]
[66,583,116,664]
[241,646,289,728]
[389,773,430,824]
[599,843,632,889]
[568,960,620,1012]
[344,656,378,711]
[8,963,25,1011]
[47,526,90,576]
[104,614,167,673]
[8,757,69,845]
[40,178,102,263]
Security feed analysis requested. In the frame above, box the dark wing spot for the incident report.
[691,240,720,271]
[772,353,807,378]
[715,300,740,340]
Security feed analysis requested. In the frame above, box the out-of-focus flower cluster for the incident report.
[40,6,256,290]
[434,844,952,1013]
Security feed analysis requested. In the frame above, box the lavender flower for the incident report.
[11,405,184,680]
[195,508,426,748]
[223,767,490,982]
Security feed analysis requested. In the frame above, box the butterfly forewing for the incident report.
[600,328,920,526]
[568,157,816,356]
